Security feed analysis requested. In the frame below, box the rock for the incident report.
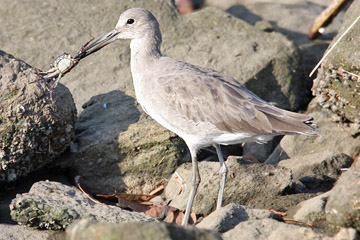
[0,224,50,240]
[0,51,76,187]
[225,0,344,76]
[197,203,281,233]
[247,193,316,212]
[222,218,333,240]
[10,181,154,230]
[1,0,308,111]
[280,101,360,159]
[325,156,360,231]
[264,144,289,165]
[164,156,294,216]
[278,152,353,192]
[242,136,281,162]
[288,192,330,223]
[66,219,222,240]
[58,91,188,195]
[333,228,360,240]
[312,0,360,123]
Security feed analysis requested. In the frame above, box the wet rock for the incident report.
[2,0,308,111]
[278,152,353,192]
[10,181,154,230]
[58,91,188,195]
[0,51,76,187]
[312,0,360,123]
[288,192,330,223]
[222,218,334,240]
[66,219,222,240]
[164,156,294,216]
[197,203,281,233]
[325,156,360,231]
[0,224,50,240]
[280,101,360,159]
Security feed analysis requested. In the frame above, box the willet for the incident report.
[81,8,319,226]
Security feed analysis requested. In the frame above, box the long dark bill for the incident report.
[75,29,120,60]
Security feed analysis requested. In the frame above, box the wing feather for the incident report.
[145,59,317,136]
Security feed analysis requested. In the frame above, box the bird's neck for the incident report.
[130,34,162,99]
[130,33,162,73]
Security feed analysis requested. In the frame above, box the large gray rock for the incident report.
[278,152,354,192]
[1,0,309,111]
[66,219,222,240]
[0,51,76,187]
[0,224,50,240]
[280,101,360,160]
[164,156,294,216]
[221,218,335,240]
[312,0,360,123]
[325,156,360,231]
[288,191,330,223]
[59,91,188,195]
[225,0,344,76]
[10,181,154,230]
[197,203,281,233]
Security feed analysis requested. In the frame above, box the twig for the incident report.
[309,14,360,77]
[77,183,105,206]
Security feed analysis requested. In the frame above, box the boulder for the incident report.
[0,51,76,187]
[10,181,154,230]
[164,156,294,216]
[59,91,188,195]
[197,203,281,233]
[288,192,330,223]
[278,152,353,192]
[325,156,360,231]
[312,0,360,123]
[225,0,344,76]
[222,218,335,240]
[66,219,222,240]
[280,101,360,159]
[1,0,309,111]
[0,224,50,240]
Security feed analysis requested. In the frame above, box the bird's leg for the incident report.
[213,144,228,210]
[182,148,200,226]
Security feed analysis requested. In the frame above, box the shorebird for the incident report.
[81,8,319,226]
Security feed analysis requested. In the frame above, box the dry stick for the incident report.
[309,14,360,78]
[77,183,105,206]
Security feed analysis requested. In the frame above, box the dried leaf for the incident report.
[115,193,153,203]
[96,194,118,202]
[268,208,287,217]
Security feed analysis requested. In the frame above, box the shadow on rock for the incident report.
[58,90,188,196]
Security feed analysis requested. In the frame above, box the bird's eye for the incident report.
[127,19,134,24]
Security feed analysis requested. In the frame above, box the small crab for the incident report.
[32,29,120,100]
[32,39,93,100]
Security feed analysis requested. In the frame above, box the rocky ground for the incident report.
[0,0,359,239]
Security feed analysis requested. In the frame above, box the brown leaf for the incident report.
[117,196,150,212]
[163,209,196,225]
[268,208,287,217]
[96,194,118,202]
[115,193,153,203]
